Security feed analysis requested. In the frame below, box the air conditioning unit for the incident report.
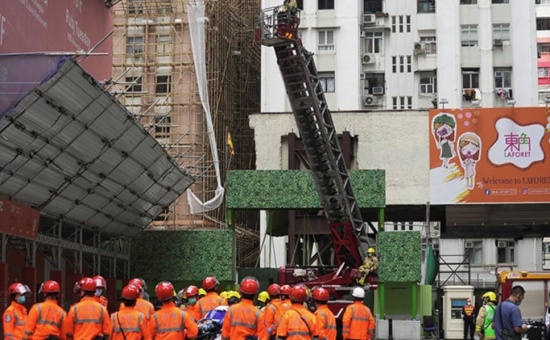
[464,241,474,249]
[493,39,503,47]
[362,54,375,64]
[363,14,376,25]
[497,241,508,248]
[360,72,367,80]
[360,31,367,38]
[372,86,385,95]
[495,71,504,78]
[414,42,426,55]
[363,95,376,106]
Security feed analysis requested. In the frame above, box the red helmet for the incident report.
[312,287,329,302]
[240,277,260,295]
[185,285,199,298]
[8,283,31,296]
[267,283,281,297]
[128,278,145,292]
[290,285,308,303]
[280,284,292,296]
[121,284,140,300]
[39,280,60,294]
[202,277,219,291]
[93,275,106,289]
[155,281,174,301]
[75,277,96,293]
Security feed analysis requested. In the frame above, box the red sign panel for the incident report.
[0,197,40,240]
[0,0,113,80]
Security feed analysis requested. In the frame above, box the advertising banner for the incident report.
[0,197,40,239]
[429,107,550,204]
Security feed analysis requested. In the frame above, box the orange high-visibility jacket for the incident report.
[95,295,109,310]
[182,303,201,322]
[221,299,261,340]
[342,301,375,340]
[3,301,28,340]
[271,298,291,335]
[259,298,282,340]
[197,292,227,318]
[135,298,155,320]
[63,296,111,340]
[23,299,66,340]
[149,302,198,340]
[110,306,152,340]
[276,303,318,340]
[314,305,337,340]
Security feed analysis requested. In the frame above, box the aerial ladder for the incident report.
[256,6,378,293]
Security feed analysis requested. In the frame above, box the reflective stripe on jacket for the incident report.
[197,292,227,318]
[276,304,318,340]
[221,299,260,340]
[3,301,28,340]
[314,305,337,340]
[63,296,111,340]
[135,298,155,320]
[342,301,375,340]
[23,300,66,340]
[111,306,152,340]
[150,302,198,340]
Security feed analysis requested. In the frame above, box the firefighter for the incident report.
[198,288,207,300]
[276,285,318,340]
[63,277,111,340]
[149,281,198,340]
[226,291,241,306]
[221,276,261,340]
[358,248,379,286]
[110,284,151,340]
[270,284,292,337]
[182,285,201,322]
[476,291,497,340]
[342,287,375,340]
[256,291,270,311]
[197,276,227,318]
[23,280,66,340]
[93,275,109,310]
[259,283,283,340]
[312,287,337,340]
[3,282,32,340]
[127,278,155,320]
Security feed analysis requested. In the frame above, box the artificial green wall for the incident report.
[377,231,422,282]
[131,230,233,284]
[226,170,385,209]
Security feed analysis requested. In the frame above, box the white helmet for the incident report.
[351,286,365,299]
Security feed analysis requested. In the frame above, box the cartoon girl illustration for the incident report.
[458,133,482,190]
[432,113,457,168]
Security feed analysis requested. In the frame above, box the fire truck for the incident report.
[255,5,378,314]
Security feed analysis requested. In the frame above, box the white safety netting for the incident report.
[186,0,225,213]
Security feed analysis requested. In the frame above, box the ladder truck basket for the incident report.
[255,6,301,46]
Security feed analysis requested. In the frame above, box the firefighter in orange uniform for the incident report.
[110,284,151,340]
[93,275,109,310]
[181,285,201,322]
[197,276,227,318]
[23,280,66,340]
[276,285,318,340]
[63,277,111,340]
[149,281,198,340]
[342,287,375,340]
[312,288,336,340]
[258,283,282,340]
[3,282,31,340]
[270,284,292,337]
[127,278,155,320]
[221,276,261,340]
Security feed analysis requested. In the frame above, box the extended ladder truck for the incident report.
[256,5,379,313]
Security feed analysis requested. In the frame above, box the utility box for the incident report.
[442,285,474,339]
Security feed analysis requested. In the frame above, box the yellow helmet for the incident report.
[220,291,229,299]
[198,288,207,297]
[257,291,270,303]
[227,290,241,299]
[482,291,497,302]
[366,247,376,254]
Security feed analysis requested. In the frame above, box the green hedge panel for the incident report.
[378,231,421,282]
[226,170,385,209]
[131,230,233,282]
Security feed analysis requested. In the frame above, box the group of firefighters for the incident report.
[2,273,376,340]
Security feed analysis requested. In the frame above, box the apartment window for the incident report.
[364,0,383,13]
[399,56,404,73]
[156,75,171,93]
[318,30,335,51]
[462,68,479,89]
[154,116,171,140]
[157,0,172,14]
[364,73,385,95]
[392,97,398,109]
[125,76,142,92]
[126,36,144,56]
[492,0,509,3]
[365,32,383,53]
[538,43,550,57]
[537,18,550,30]
[420,36,437,54]
[497,240,515,264]
[420,72,437,94]
[391,16,396,33]
[537,0,550,4]
[539,67,549,77]
[128,0,144,14]
[399,16,404,33]
[494,68,512,88]
[406,16,411,33]
[319,72,335,93]
[399,96,405,109]
[539,91,550,102]
[407,96,413,109]
[418,0,435,13]
[461,25,478,47]
[493,24,510,42]
[157,35,171,56]
[318,0,334,10]
[461,0,477,4]
[407,56,412,72]
[465,240,483,265]
[297,0,304,9]
[392,56,397,73]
